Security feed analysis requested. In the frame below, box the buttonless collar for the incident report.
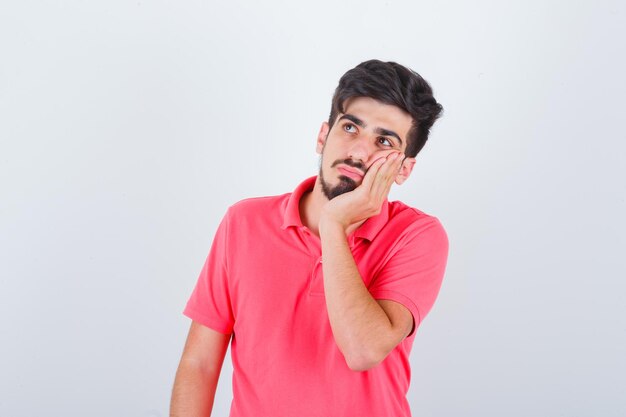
[281,176,390,242]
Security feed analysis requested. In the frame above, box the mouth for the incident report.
[336,165,364,182]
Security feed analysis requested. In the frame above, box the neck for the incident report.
[299,177,326,236]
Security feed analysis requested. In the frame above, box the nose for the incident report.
[347,136,373,164]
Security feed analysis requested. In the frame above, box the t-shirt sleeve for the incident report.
[183,210,235,335]
[368,217,449,336]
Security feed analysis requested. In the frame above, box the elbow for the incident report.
[346,359,379,372]
[343,349,387,372]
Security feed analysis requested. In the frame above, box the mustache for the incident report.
[330,158,366,174]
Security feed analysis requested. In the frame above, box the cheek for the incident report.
[322,143,341,161]
[365,150,396,167]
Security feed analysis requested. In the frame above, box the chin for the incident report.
[321,175,358,200]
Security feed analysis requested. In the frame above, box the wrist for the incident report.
[319,213,348,236]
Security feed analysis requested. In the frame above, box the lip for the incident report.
[336,165,364,181]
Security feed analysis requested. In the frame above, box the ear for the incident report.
[316,122,330,154]
[395,157,416,185]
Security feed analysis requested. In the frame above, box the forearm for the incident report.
[319,220,396,371]
[170,359,220,417]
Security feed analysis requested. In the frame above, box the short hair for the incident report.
[328,60,443,157]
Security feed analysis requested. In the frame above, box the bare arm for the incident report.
[320,221,413,371]
[170,321,231,417]
[319,152,413,371]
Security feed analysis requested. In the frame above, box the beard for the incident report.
[319,158,366,200]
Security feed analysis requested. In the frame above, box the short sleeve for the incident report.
[368,217,448,336]
[183,210,235,334]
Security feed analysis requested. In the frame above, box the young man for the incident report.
[170,60,448,417]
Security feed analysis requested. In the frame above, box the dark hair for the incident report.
[328,60,443,157]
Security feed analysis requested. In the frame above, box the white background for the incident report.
[1,1,625,416]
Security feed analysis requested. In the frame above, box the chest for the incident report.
[225,227,396,320]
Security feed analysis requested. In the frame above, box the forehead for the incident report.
[341,97,413,142]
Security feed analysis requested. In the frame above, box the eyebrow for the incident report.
[338,114,403,146]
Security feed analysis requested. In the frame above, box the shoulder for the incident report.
[228,193,291,212]
[227,193,289,214]
[380,201,449,258]
[387,200,447,237]
[375,202,449,278]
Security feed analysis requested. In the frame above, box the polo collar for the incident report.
[281,176,390,242]
[281,176,316,229]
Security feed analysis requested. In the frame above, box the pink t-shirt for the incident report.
[184,177,448,417]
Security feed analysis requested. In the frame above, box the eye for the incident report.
[377,137,393,147]
[343,123,357,133]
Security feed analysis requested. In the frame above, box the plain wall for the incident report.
[1,1,625,416]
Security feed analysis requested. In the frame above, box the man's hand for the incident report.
[318,150,414,371]
[320,151,405,232]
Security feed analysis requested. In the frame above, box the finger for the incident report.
[371,152,402,198]
[360,156,386,191]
